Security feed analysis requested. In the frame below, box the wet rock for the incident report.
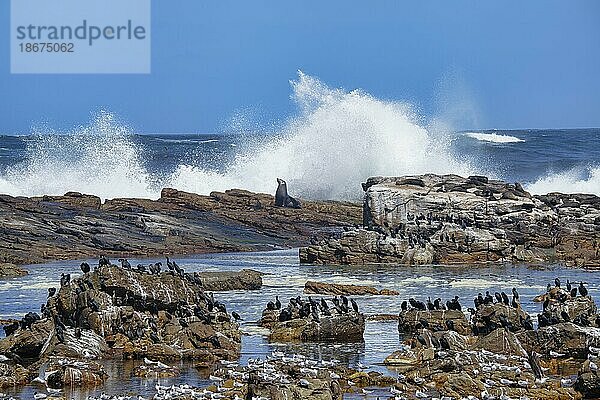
[304,280,398,296]
[0,362,30,388]
[262,310,365,342]
[198,269,263,291]
[301,174,600,266]
[0,319,53,359]
[0,263,27,279]
[398,309,471,335]
[46,358,108,388]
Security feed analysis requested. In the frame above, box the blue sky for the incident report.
[1,0,599,134]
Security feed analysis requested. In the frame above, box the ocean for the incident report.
[0,73,598,201]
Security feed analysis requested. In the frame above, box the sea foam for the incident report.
[464,132,524,143]
[0,72,476,200]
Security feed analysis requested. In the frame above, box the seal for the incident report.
[274,178,301,208]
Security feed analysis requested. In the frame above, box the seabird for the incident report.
[80,262,90,274]
[579,282,588,297]
[555,278,561,288]
[47,287,56,298]
[512,288,519,300]
[231,311,242,321]
[350,298,359,313]
[501,292,510,306]
[494,292,502,303]
[566,279,572,292]
[275,296,281,310]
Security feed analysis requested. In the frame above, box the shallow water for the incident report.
[1,249,599,399]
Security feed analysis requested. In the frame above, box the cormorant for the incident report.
[555,278,561,288]
[579,282,588,297]
[350,298,359,313]
[275,296,281,310]
[501,292,510,306]
[231,311,242,321]
[48,287,56,298]
[560,311,571,322]
[512,288,519,300]
[566,279,572,292]
[80,262,90,274]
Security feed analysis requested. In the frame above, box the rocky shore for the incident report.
[0,188,360,268]
[300,174,600,266]
[0,263,28,279]
[386,281,600,399]
[0,258,241,389]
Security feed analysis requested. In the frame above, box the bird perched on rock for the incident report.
[579,282,588,297]
[118,258,131,269]
[48,287,56,298]
[555,278,561,288]
[231,311,242,321]
[512,288,519,300]
[350,298,359,313]
[275,296,281,310]
[99,256,111,268]
[566,279,572,292]
[80,262,90,274]
[60,273,70,287]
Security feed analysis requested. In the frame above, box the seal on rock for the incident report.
[274,178,301,209]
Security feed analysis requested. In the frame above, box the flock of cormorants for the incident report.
[265,295,359,323]
[400,295,462,312]
[2,257,242,349]
[538,278,596,327]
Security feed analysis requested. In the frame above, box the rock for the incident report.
[0,319,53,359]
[0,362,30,388]
[474,328,527,357]
[262,310,365,342]
[398,309,471,335]
[301,174,600,266]
[0,262,242,374]
[46,358,108,388]
[518,323,600,359]
[574,359,600,399]
[545,295,597,323]
[304,281,398,296]
[198,269,263,291]
[0,263,27,279]
[471,303,532,334]
[0,188,361,267]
